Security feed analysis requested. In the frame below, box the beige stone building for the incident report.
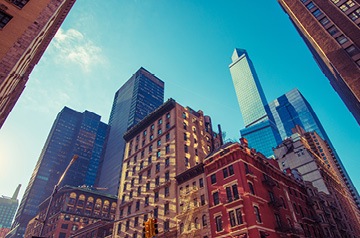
[0,0,76,128]
[114,99,216,238]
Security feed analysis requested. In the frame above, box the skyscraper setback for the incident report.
[96,67,164,195]
[229,49,281,157]
[0,0,76,128]
[278,0,360,124]
[10,107,108,238]
[0,185,20,229]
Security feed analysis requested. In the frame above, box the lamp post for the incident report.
[39,154,79,237]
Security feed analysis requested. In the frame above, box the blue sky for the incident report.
[0,0,359,202]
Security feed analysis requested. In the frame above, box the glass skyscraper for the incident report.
[10,107,108,238]
[96,67,164,195]
[0,185,20,229]
[229,49,281,157]
[267,88,360,209]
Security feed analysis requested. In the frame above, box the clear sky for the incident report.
[0,0,359,204]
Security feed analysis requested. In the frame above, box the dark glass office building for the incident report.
[96,67,164,195]
[9,107,108,238]
[267,88,360,211]
[278,0,360,125]
[229,49,281,157]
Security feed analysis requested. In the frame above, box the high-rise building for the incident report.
[278,0,360,124]
[10,107,108,238]
[267,88,360,209]
[114,99,215,238]
[96,67,164,195]
[229,48,281,157]
[0,0,76,128]
[274,133,360,236]
[0,185,20,229]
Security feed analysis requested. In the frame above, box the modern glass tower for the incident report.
[0,185,20,229]
[267,88,360,209]
[229,49,281,157]
[96,67,164,195]
[10,107,108,238]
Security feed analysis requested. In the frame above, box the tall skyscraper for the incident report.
[278,0,360,124]
[267,88,360,209]
[10,107,108,238]
[0,185,20,229]
[0,0,76,128]
[96,67,164,195]
[229,49,281,157]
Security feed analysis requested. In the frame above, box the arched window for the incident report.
[194,217,199,229]
[202,214,207,227]
[68,192,77,205]
[77,194,85,207]
[102,200,110,217]
[86,197,94,209]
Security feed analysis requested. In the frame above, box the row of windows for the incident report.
[179,214,208,233]
[302,0,360,65]
[210,164,235,184]
[214,207,249,232]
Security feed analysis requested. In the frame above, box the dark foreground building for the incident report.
[0,0,76,128]
[278,0,360,124]
[97,67,164,195]
[9,107,108,238]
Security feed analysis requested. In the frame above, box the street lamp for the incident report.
[39,154,79,237]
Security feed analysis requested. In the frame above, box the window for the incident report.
[215,216,223,232]
[165,171,170,181]
[151,124,155,131]
[158,129,162,135]
[139,174,142,183]
[249,182,255,195]
[165,186,170,197]
[157,150,161,158]
[145,196,149,206]
[202,214,207,226]
[254,206,262,223]
[154,191,159,202]
[149,145,153,153]
[148,156,152,164]
[146,182,150,191]
[166,122,170,130]
[127,205,132,215]
[157,139,161,147]
[319,17,330,26]
[229,165,234,175]
[164,203,169,215]
[8,0,30,9]
[154,207,158,218]
[182,112,187,119]
[210,174,217,184]
[312,9,322,17]
[156,163,160,173]
[147,169,151,178]
[166,112,170,119]
[236,208,243,224]
[340,1,355,12]
[185,157,189,167]
[199,178,204,188]
[166,133,170,141]
[275,214,282,228]
[346,45,360,56]
[349,8,360,21]
[201,194,205,206]
[213,192,220,205]
[164,220,170,231]
[158,119,162,125]
[143,130,147,136]
[184,145,188,153]
[126,220,130,231]
[184,133,188,140]
[280,197,286,209]
[166,145,170,154]
[306,2,315,10]
[61,224,68,229]
[150,134,154,140]
[59,233,66,238]
[336,35,348,44]
[327,25,339,36]
[136,200,140,211]
[232,184,239,199]
[165,157,170,167]
[229,211,236,227]
[155,176,160,186]
[223,168,229,178]
[226,187,233,202]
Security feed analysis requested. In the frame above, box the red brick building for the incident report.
[0,0,76,128]
[204,141,322,238]
[24,186,117,238]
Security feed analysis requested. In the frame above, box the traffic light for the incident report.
[149,218,158,237]
[143,220,150,238]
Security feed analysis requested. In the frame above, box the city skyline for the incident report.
[0,0,359,210]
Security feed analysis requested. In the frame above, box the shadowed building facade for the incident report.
[278,0,360,125]
[0,185,21,232]
[9,107,108,238]
[0,0,76,128]
[96,67,164,195]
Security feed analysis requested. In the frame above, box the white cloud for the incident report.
[51,28,105,72]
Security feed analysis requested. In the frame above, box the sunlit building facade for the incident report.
[114,99,215,238]
[0,185,20,230]
[97,67,164,195]
[24,186,117,238]
[278,0,360,125]
[0,0,76,128]
[229,48,281,157]
[10,107,108,238]
[274,133,360,237]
